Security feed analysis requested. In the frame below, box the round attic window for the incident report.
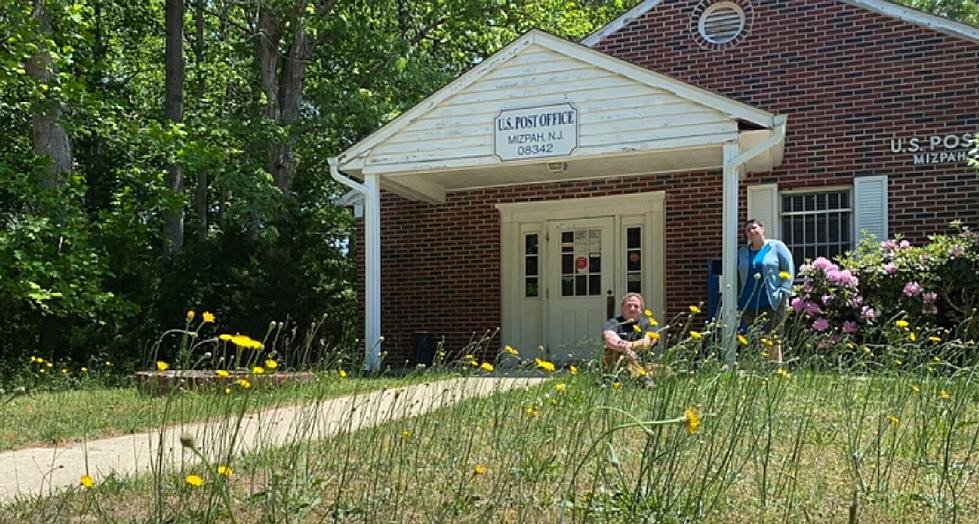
[698,2,746,44]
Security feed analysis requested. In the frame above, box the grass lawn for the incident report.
[0,371,446,452]
[4,367,979,522]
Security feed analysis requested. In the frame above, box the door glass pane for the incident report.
[560,226,603,297]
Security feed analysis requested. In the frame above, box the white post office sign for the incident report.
[495,103,578,161]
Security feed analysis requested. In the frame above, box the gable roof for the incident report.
[581,0,979,47]
[337,28,776,169]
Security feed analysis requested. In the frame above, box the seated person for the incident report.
[602,292,659,371]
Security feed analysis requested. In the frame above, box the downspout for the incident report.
[720,115,788,366]
[330,157,383,371]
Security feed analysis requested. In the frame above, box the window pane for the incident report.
[627,227,641,249]
[627,250,641,271]
[589,255,601,273]
[828,213,839,243]
[589,275,601,296]
[562,277,574,297]
[562,254,573,274]
[525,278,538,298]
[575,275,587,295]
[562,231,573,244]
[781,189,853,272]
[526,256,538,276]
[525,234,538,255]
[627,273,642,293]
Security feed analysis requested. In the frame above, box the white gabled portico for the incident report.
[331,29,785,369]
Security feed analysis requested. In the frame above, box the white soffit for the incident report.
[582,0,979,48]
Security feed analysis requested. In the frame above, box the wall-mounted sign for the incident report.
[890,133,977,165]
[495,103,578,161]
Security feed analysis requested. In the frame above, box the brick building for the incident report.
[332,0,979,368]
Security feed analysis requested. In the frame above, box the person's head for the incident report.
[744,219,766,247]
[620,292,645,321]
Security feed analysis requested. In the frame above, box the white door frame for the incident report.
[497,191,666,361]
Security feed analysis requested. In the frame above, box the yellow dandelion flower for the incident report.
[690,330,703,341]
[30,356,40,364]
[737,334,749,346]
[863,346,873,355]
[940,389,950,400]
[911,384,920,393]
[555,383,567,393]
[61,368,68,375]
[632,324,642,334]
[689,305,702,314]
[895,320,909,329]
[908,332,917,342]
[525,406,539,417]
[237,378,251,389]
[612,382,622,391]
[202,311,215,324]
[887,415,899,426]
[216,465,233,477]
[504,345,518,356]
[462,354,475,361]
[648,317,660,327]
[645,331,660,341]
[215,369,230,378]
[644,309,653,318]
[265,359,278,369]
[156,361,169,372]
[569,365,578,375]
[104,361,112,367]
[684,407,701,434]
[45,361,53,368]
[401,431,410,440]
[761,338,774,347]
[473,464,487,475]
[480,362,494,372]
[776,368,790,379]
[338,369,348,378]
[39,368,46,374]
[779,271,792,280]
[224,387,232,395]
[218,334,233,341]
[80,367,88,373]
[185,474,204,487]
[895,360,902,366]
[928,336,942,343]
[535,358,555,372]
[79,474,94,489]
[252,366,265,375]
[186,310,196,321]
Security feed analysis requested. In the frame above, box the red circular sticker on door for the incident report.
[575,256,588,271]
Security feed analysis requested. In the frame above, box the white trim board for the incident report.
[582,0,979,47]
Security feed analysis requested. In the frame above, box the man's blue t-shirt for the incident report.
[738,244,772,312]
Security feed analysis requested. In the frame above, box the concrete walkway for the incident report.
[0,376,543,504]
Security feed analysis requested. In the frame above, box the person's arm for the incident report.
[775,241,795,298]
[603,329,639,362]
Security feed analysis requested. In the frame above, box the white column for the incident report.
[363,173,382,371]
[721,142,740,366]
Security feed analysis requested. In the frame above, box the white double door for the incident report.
[545,217,615,362]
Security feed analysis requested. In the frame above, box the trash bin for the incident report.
[412,331,439,366]
[707,258,722,322]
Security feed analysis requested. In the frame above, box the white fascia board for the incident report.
[581,0,664,47]
[840,0,979,44]
[533,31,775,128]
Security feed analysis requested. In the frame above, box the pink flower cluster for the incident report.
[800,257,859,288]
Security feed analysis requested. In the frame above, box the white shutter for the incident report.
[853,175,888,242]
[747,183,780,240]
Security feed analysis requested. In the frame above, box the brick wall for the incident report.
[356,0,979,364]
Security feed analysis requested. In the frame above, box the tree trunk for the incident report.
[164,0,185,255]
[26,0,72,189]
[193,0,208,240]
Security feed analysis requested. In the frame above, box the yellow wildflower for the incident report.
[61,368,68,375]
[252,366,265,375]
[504,345,518,356]
[690,331,703,341]
[895,320,909,329]
[237,378,251,389]
[684,407,701,434]
[648,317,659,327]
[646,331,660,342]
[535,358,555,372]
[612,382,622,391]
[632,324,642,333]
[185,474,204,488]
[186,310,195,321]
[940,389,950,400]
[79,474,94,489]
[761,337,774,347]
[265,359,278,369]
[224,387,232,395]
[156,361,169,372]
[779,271,792,280]
[216,465,233,477]
[689,305,701,314]
[908,332,917,342]
[215,369,230,378]
[105,361,112,367]
[776,368,790,379]
[202,311,215,324]
[218,334,233,341]
[928,336,942,343]
[473,464,487,475]
[887,415,899,426]
[401,431,410,440]
[911,384,921,393]
[569,365,578,375]
[338,369,348,378]
[480,362,494,372]
[738,334,749,346]
[644,309,653,318]
[525,406,539,417]
[80,367,88,373]
[45,361,53,368]
[555,383,567,393]
[230,334,263,350]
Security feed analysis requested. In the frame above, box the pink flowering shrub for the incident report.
[787,256,871,348]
